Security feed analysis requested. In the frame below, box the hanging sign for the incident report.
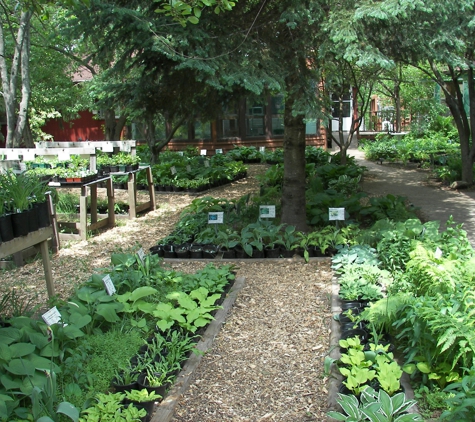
[58,149,71,161]
[103,274,116,296]
[208,212,224,224]
[200,149,207,156]
[102,143,114,152]
[260,205,276,218]
[329,208,345,221]
[215,149,223,154]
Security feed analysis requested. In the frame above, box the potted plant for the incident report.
[215,228,240,258]
[124,388,162,421]
[276,224,299,258]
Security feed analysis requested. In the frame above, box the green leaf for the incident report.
[0,343,12,362]
[128,286,158,302]
[188,16,199,24]
[56,401,80,421]
[416,362,431,374]
[1,373,23,390]
[96,303,122,322]
[0,327,21,345]
[5,358,36,376]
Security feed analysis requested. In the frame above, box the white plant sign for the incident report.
[208,212,224,224]
[215,149,223,154]
[103,274,116,295]
[329,208,345,221]
[42,307,62,326]
[137,248,145,264]
[200,149,207,156]
[260,205,276,218]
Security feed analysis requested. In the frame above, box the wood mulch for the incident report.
[0,164,334,421]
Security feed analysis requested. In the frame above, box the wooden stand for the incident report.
[111,166,156,219]
[56,177,115,241]
[0,227,55,297]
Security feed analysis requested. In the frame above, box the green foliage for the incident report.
[441,368,475,421]
[328,387,422,421]
[79,392,145,422]
[332,244,380,273]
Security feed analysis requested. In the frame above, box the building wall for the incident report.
[42,111,106,142]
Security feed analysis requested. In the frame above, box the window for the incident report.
[271,96,284,135]
[246,102,265,136]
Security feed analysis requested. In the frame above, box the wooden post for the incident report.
[79,186,88,240]
[106,177,115,228]
[146,166,156,211]
[128,172,137,219]
[90,184,98,224]
[39,239,54,297]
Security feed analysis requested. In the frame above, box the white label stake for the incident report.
[103,274,116,295]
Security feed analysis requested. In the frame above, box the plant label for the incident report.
[170,166,177,175]
[102,143,114,152]
[200,149,207,156]
[58,150,71,161]
[122,143,132,152]
[23,150,36,161]
[435,247,443,259]
[42,306,62,326]
[259,147,265,153]
[329,208,345,220]
[215,149,223,154]
[186,165,192,172]
[137,248,145,263]
[49,182,61,187]
[103,274,116,295]
[260,205,276,218]
[204,160,210,168]
[19,163,27,171]
[178,151,184,156]
[208,212,224,224]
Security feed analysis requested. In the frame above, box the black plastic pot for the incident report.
[189,244,204,259]
[0,214,14,242]
[220,247,236,259]
[264,246,281,258]
[36,201,50,228]
[340,328,368,343]
[137,372,167,397]
[111,372,140,393]
[202,244,218,259]
[149,245,164,257]
[280,248,295,258]
[174,243,190,259]
[11,211,29,237]
[163,244,176,258]
[234,245,248,259]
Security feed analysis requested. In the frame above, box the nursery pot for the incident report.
[163,244,176,259]
[27,207,40,233]
[0,214,14,242]
[252,248,265,258]
[202,244,218,259]
[149,245,164,257]
[174,243,190,259]
[264,246,281,258]
[234,245,248,259]
[137,372,167,397]
[280,248,295,258]
[111,372,140,393]
[189,244,204,258]
[11,210,29,237]
[36,201,50,228]
[340,328,368,343]
[220,246,236,259]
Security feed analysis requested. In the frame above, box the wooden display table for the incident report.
[110,166,156,219]
[0,227,55,297]
[51,176,115,241]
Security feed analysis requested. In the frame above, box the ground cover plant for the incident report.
[0,248,235,421]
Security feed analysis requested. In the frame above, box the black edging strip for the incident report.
[150,275,246,422]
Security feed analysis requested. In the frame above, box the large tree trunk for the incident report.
[281,90,308,232]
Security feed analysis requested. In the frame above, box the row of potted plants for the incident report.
[0,171,51,242]
[0,249,235,421]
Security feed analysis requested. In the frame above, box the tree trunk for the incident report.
[0,11,32,147]
[281,90,308,232]
[394,82,401,133]
[104,109,127,141]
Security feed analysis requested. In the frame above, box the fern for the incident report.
[359,294,414,332]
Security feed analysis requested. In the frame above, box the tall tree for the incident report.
[331,0,475,184]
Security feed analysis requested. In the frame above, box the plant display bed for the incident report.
[0,248,237,421]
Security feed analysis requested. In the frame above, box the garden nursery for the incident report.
[1,135,475,422]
